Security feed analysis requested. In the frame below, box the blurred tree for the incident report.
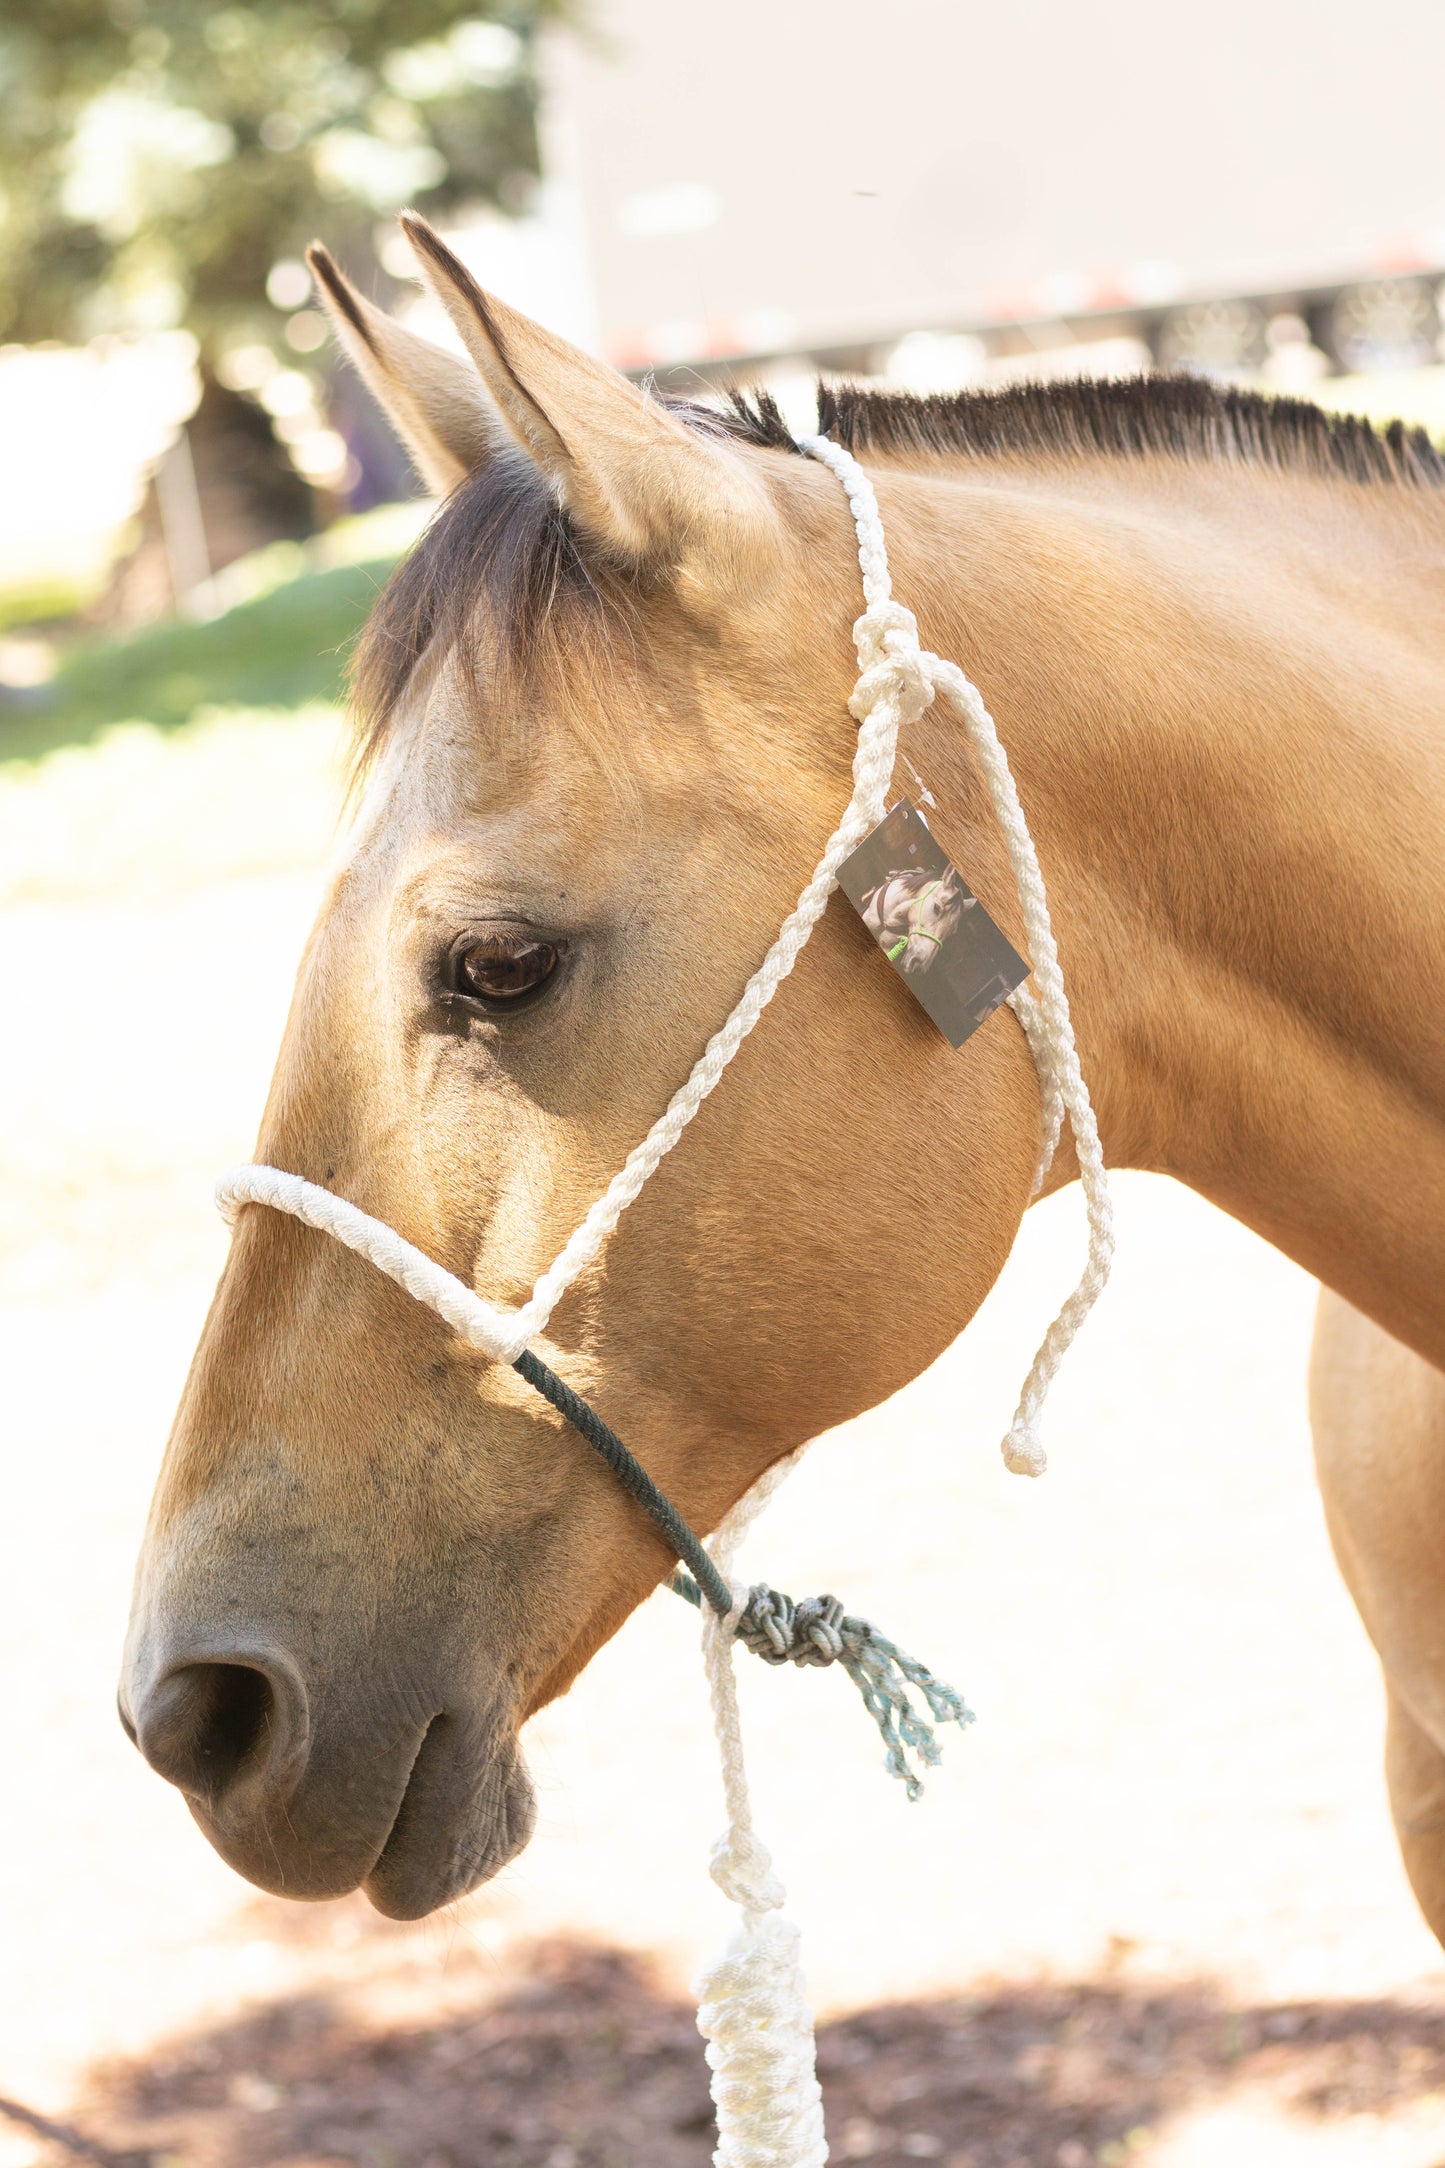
[0,1,567,582]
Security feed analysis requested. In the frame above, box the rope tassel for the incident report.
[691,1463,970,2167]
[674,1576,974,1801]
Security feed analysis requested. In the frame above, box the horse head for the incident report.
[901,867,971,976]
[119,214,1043,1919]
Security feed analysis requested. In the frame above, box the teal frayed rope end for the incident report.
[670,1574,973,1801]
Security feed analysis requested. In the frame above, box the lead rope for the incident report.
[682,437,1113,2164]
[214,434,1113,2168]
[694,1454,828,2166]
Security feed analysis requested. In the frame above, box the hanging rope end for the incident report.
[1002,1425,1048,1477]
[695,1907,829,2168]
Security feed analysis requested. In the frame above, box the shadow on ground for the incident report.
[16,1909,1445,2168]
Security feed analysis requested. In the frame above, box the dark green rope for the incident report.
[510,1347,972,1796]
[512,1347,734,1615]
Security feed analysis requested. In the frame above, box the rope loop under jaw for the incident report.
[211,1179,973,1799]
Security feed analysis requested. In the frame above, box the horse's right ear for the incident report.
[306,244,496,497]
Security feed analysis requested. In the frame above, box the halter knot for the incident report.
[848,599,936,729]
[735,1586,847,1667]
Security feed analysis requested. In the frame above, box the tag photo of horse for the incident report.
[862,864,969,977]
[838,798,1030,1048]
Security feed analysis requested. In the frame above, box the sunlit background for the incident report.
[5,4,1445,2165]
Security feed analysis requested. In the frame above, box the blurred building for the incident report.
[528,0,1445,395]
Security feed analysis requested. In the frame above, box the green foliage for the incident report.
[0,0,567,353]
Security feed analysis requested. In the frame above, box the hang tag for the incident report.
[838,797,1029,1048]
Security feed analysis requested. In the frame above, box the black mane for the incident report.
[353,372,1444,770]
[718,373,1445,488]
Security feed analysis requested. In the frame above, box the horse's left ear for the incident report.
[397,211,778,578]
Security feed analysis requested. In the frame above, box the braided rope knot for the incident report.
[733,1583,973,1801]
[848,599,936,728]
[735,1586,846,1667]
[708,1824,788,1916]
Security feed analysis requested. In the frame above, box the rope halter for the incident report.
[214,434,1114,2168]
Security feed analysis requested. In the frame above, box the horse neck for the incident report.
[885,452,1445,1365]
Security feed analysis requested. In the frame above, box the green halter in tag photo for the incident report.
[885,876,944,962]
[838,797,1030,1047]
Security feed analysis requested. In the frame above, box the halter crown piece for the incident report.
[215,435,1114,2168]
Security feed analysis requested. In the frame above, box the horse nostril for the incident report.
[134,1656,306,1806]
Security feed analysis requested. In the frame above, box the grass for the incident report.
[0,498,429,766]
[0,559,387,763]
[0,506,437,908]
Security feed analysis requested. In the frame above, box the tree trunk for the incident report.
[98,369,316,630]
[186,369,316,569]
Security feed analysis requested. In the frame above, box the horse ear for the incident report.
[395,211,775,573]
[306,244,497,497]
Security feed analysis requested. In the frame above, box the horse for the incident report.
[120,211,1445,1950]
[861,864,971,975]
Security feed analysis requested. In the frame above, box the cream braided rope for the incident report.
[216,435,1113,2168]
[695,1452,828,2167]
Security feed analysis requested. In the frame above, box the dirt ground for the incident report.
[4,710,1445,2167]
[13,1923,1445,2168]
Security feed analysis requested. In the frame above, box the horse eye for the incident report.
[454,936,559,1001]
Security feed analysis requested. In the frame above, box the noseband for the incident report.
[215,435,1114,2168]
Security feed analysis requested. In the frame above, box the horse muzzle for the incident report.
[119,1627,536,1919]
